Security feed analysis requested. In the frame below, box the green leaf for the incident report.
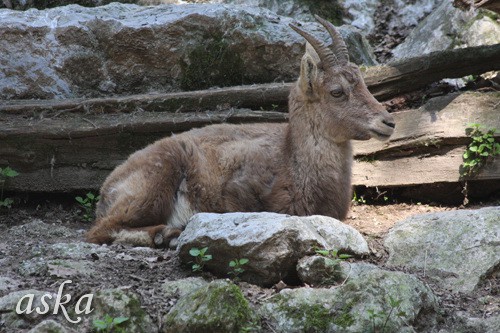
[239,258,249,265]
[480,152,489,157]
[87,192,95,200]
[463,151,469,158]
[2,167,19,178]
[189,248,201,257]
[315,249,330,256]
[397,311,407,317]
[229,261,237,267]
[199,247,208,255]
[469,146,478,152]
[93,320,108,329]
[203,254,212,261]
[75,196,85,204]
[0,198,14,208]
[113,317,129,325]
[338,254,353,259]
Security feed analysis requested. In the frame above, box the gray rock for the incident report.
[341,0,439,36]
[261,267,438,333]
[0,289,57,330]
[89,288,156,333]
[163,279,257,333]
[297,257,378,286]
[177,212,369,286]
[214,0,343,24]
[28,319,76,333]
[162,277,209,298]
[18,258,93,278]
[441,311,500,333]
[0,3,376,100]
[385,207,500,293]
[45,242,109,260]
[393,1,500,59]
[18,259,50,277]
[0,276,21,294]
[8,220,74,239]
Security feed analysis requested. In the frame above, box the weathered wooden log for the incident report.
[352,91,500,186]
[363,44,500,100]
[0,109,287,192]
[1,92,498,192]
[1,45,499,115]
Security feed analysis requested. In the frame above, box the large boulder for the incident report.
[261,267,438,332]
[341,0,439,37]
[177,212,369,286]
[392,1,500,58]
[163,280,257,333]
[0,3,376,100]
[385,207,500,293]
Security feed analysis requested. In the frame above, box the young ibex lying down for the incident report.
[86,16,395,248]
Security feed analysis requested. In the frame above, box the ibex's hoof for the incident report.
[153,233,165,247]
[153,227,182,248]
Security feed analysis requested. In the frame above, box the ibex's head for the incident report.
[290,16,395,142]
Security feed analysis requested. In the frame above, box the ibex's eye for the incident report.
[330,88,344,98]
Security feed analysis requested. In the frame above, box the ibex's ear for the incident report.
[299,43,322,96]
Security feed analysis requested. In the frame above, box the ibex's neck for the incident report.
[286,87,352,219]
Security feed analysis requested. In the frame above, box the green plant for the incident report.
[352,191,366,205]
[0,166,19,209]
[315,248,353,268]
[189,247,212,272]
[316,248,353,285]
[76,192,100,221]
[228,258,249,279]
[462,123,499,176]
[367,296,406,333]
[93,314,129,333]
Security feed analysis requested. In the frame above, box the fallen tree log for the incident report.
[1,92,498,192]
[1,45,499,115]
[352,92,500,156]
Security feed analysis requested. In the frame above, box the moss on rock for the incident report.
[297,0,344,26]
[164,279,257,333]
[180,32,245,91]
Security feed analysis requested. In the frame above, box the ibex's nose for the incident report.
[383,119,395,129]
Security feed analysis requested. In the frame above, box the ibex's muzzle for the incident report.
[370,111,395,141]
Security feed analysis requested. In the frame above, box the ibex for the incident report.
[86,16,395,248]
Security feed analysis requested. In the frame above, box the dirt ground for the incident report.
[0,194,498,331]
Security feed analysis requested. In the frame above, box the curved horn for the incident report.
[314,15,349,65]
[289,23,339,67]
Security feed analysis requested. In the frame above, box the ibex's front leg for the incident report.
[86,218,182,248]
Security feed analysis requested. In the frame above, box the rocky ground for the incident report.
[0,195,498,332]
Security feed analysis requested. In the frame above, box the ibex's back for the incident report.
[86,16,395,248]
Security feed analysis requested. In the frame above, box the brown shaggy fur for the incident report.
[86,18,395,247]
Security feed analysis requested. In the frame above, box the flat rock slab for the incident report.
[385,206,500,293]
[177,212,369,286]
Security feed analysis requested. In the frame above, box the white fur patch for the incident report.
[167,179,196,229]
[111,230,152,247]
